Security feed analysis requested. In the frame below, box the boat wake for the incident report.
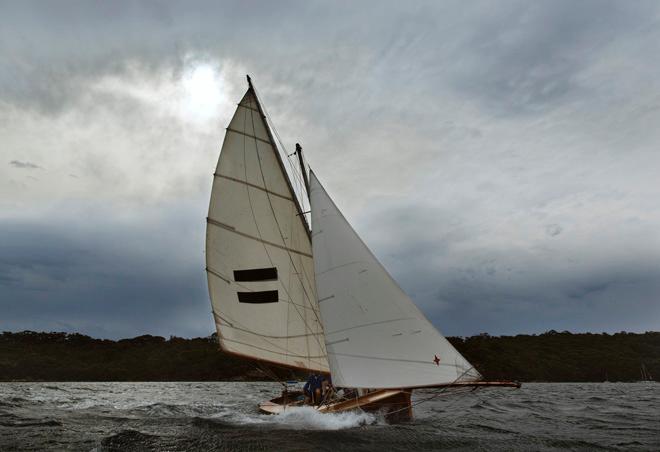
[264,406,380,430]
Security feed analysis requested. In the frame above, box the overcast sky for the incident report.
[2,0,659,339]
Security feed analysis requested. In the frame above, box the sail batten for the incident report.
[206,87,328,373]
[310,170,481,388]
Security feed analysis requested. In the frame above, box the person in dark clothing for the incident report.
[303,374,322,405]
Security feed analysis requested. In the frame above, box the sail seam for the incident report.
[214,315,324,339]
[316,260,366,276]
[214,173,293,201]
[248,83,312,238]
[213,309,326,361]
[325,317,417,335]
[226,127,271,145]
[220,336,327,359]
[207,217,313,258]
[206,267,231,284]
[237,103,260,113]
[239,94,323,369]
[244,92,327,358]
[330,351,457,367]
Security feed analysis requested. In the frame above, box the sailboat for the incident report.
[640,363,653,382]
[206,76,520,421]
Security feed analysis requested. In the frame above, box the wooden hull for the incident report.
[258,381,520,423]
[259,389,413,422]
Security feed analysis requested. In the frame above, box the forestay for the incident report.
[206,87,329,373]
[310,171,481,388]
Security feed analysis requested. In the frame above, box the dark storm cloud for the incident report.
[0,203,213,339]
[1,0,659,338]
[354,189,660,336]
[449,1,654,115]
[9,160,40,169]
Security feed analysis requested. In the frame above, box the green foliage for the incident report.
[0,330,658,382]
[0,331,263,382]
[448,330,660,382]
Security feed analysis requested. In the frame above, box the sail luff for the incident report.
[310,170,481,388]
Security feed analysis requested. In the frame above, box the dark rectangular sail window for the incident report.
[237,290,279,304]
[233,267,278,282]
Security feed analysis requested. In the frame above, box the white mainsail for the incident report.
[206,86,329,373]
[309,170,481,388]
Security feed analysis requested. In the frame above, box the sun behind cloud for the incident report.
[180,63,228,124]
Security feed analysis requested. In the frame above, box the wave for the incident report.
[101,429,159,450]
[127,402,190,417]
[0,418,61,428]
[263,406,380,430]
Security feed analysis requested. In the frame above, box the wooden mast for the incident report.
[295,143,311,196]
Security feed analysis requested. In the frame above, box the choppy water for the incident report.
[0,382,658,451]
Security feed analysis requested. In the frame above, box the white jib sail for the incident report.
[206,88,329,373]
[310,171,481,388]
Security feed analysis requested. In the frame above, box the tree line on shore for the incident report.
[0,330,657,382]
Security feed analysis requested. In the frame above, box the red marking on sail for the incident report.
[433,355,440,366]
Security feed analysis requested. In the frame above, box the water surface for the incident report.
[0,382,657,451]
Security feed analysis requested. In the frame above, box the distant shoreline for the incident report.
[1,330,658,383]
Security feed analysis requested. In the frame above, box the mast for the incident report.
[246,75,311,236]
[295,143,311,196]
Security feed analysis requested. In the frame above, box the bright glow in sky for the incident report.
[180,64,227,123]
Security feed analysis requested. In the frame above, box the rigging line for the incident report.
[242,97,326,359]
[284,153,305,366]
[265,174,315,301]
[213,309,297,356]
[330,351,461,367]
[213,314,324,339]
[220,336,328,361]
[257,175,322,364]
[234,106,322,365]
[214,172,292,201]
[207,214,317,352]
[248,86,311,251]
[246,120,323,349]
[250,85,307,209]
[285,153,308,202]
[250,83,310,213]
[213,311,328,366]
[284,179,296,368]
[244,87,308,232]
[207,108,322,368]
[316,260,369,276]
[325,317,417,335]
[251,359,287,388]
[207,218,312,258]
[244,94,320,317]
[378,366,481,418]
[249,361,280,386]
[212,311,323,340]
[245,91,322,359]
[246,98,327,357]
